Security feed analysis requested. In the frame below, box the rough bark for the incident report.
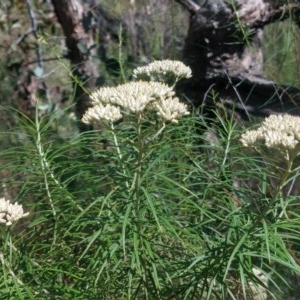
[175,0,300,117]
[51,0,98,130]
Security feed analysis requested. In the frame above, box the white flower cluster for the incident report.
[90,81,175,113]
[240,114,300,150]
[83,62,191,125]
[0,197,29,226]
[82,104,122,124]
[133,59,192,83]
[154,97,190,124]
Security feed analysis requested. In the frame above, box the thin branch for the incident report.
[25,0,44,70]
[173,0,200,15]
[225,71,250,120]
[24,56,68,67]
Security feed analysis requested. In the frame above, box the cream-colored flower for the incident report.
[240,114,300,150]
[89,81,175,114]
[89,86,119,105]
[0,197,29,226]
[133,60,192,83]
[82,104,122,124]
[115,81,175,113]
[154,97,190,123]
[86,80,189,123]
[264,130,298,149]
[240,129,263,147]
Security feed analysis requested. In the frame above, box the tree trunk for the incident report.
[51,0,98,130]
[175,0,300,117]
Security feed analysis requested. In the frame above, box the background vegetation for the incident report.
[0,0,300,299]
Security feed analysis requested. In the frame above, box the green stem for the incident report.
[118,25,126,83]
[250,153,295,231]
[35,112,56,220]
[134,113,149,294]
[275,155,294,219]
[0,229,24,286]
[110,122,130,190]
[135,114,143,220]
[34,107,58,246]
[275,157,293,198]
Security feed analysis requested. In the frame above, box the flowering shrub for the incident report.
[2,60,300,299]
[80,60,198,297]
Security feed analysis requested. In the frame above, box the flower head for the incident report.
[153,97,190,123]
[0,197,29,226]
[85,79,189,124]
[240,129,263,147]
[114,81,175,113]
[89,86,119,106]
[82,104,122,124]
[133,60,192,84]
[240,114,300,151]
[89,81,175,114]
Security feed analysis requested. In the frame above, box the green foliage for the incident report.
[264,21,300,87]
[1,97,300,298]
[1,1,300,299]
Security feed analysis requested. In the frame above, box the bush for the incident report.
[1,60,300,299]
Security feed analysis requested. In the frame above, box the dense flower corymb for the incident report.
[240,114,300,150]
[133,60,192,83]
[89,81,175,113]
[83,60,192,125]
[84,80,189,124]
[0,197,29,226]
[114,81,175,113]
